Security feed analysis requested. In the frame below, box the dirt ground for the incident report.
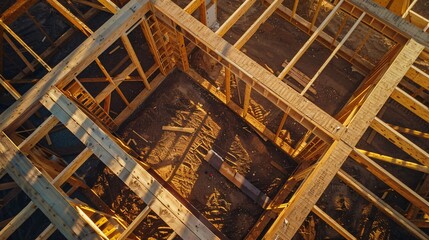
[1,0,428,239]
[87,71,295,239]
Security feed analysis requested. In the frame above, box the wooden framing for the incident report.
[1,0,429,239]
[41,87,220,239]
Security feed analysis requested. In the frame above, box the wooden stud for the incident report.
[309,0,323,32]
[0,0,150,132]
[387,124,429,139]
[0,134,100,239]
[35,224,57,240]
[0,20,51,71]
[42,87,221,240]
[265,39,424,239]
[243,84,252,117]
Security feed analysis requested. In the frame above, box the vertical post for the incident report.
[225,68,231,103]
[275,108,290,138]
[243,84,252,117]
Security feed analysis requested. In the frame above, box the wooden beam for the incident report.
[114,72,166,126]
[337,170,429,240]
[18,115,59,153]
[264,39,424,239]
[242,84,251,117]
[94,0,152,90]
[312,205,356,240]
[390,87,429,123]
[277,0,344,80]
[0,20,51,71]
[0,202,38,239]
[154,0,345,141]
[405,65,429,91]
[3,34,35,72]
[41,87,221,240]
[36,224,58,240]
[215,0,256,37]
[347,0,429,48]
[0,0,150,132]
[233,0,283,49]
[117,206,151,240]
[266,0,373,74]
[301,13,365,95]
[13,9,99,80]
[0,74,20,100]
[370,117,429,167]
[357,148,429,173]
[0,0,39,25]
[185,68,295,155]
[184,0,204,14]
[351,149,429,215]
[388,124,429,139]
[0,134,99,239]
[47,0,131,106]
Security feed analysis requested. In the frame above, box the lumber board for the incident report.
[347,0,429,48]
[0,133,99,240]
[405,65,429,91]
[0,0,150,132]
[114,72,166,126]
[350,149,429,215]
[264,39,424,239]
[234,0,283,49]
[357,148,429,173]
[337,170,429,240]
[312,205,356,240]
[153,0,346,141]
[390,87,429,123]
[162,126,195,133]
[216,0,256,37]
[117,206,151,240]
[18,115,59,153]
[0,202,38,239]
[370,117,429,167]
[278,0,344,80]
[41,87,220,240]
[0,0,39,25]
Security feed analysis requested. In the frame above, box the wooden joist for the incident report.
[233,0,283,49]
[264,39,424,239]
[337,170,429,240]
[370,117,429,167]
[405,65,429,91]
[350,149,429,215]
[41,87,220,240]
[312,205,356,240]
[357,148,429,173]
[153,0,345,141]
[0,134,99,239]
[390,87,429,123]
[278,0,344,80]
[348,0,429,47]
[0,0,150,132]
